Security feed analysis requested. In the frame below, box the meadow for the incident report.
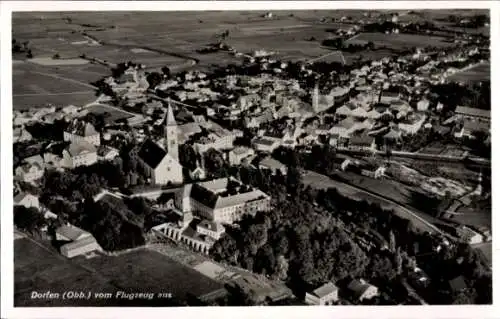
[346,32,455,49]
[447,62,490,83]
[15,237,223,306]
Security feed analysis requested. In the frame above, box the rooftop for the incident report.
[138,139,167,169]
[65,120,98,137]
[67,141,97,157]
[310,282,338,298]
[56,224,90,241]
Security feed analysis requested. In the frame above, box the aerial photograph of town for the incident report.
[10,8,491,308]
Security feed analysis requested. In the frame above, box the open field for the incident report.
[15,236,222,306]
[13,60,109,110]
[418,142,471,158]
[346,32,455,49]
[447,62,490,83]
[86,103,134,124]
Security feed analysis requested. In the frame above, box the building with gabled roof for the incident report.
[137,102,183,185]
[15,162,44,183]
[63,119,100,146]
[14,192,40,209]
[61,141,98,168]
[305,282,339,305]
[182,177,271,224]
[56,223,102,258]
[346,279,379,302]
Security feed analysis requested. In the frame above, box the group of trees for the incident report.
[430,82,490,111]
[12,38,33,58]
[14,206,47,236]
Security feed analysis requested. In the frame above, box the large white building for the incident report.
[305,282,339,305]
[63,119,100,146]
[137,104,183,185]
[175,177,271,224]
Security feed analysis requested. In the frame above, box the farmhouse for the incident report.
[178,177,271,224]
[346,279,379,302]
[305,282,339,305]
[55,224,102,258]
[63,119,100,146]
[61,141,98,169]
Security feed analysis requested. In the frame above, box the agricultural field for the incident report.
[418,142,471,158]
[447,62,490,83]
[12,60,107,110]
[346,32,456,49]
[15,236,223,306]
[14,237,117,306]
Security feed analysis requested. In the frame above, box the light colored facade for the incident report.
[63,120,101,146]
[15,163,44,183]
[181,178,272,224]
[56,224,101,258]
[347,279,379,301]
[14,192,40,209]
[253,137,281,153]
[229,147,255,165]
[137,104,183,185]
[196,220,225,240]
[305,282,339,305]
[62,141,98,169]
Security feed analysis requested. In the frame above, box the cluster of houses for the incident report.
[305,278,379,305]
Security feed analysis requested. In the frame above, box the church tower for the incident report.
[164,99,179,161]
[312,82,319,113]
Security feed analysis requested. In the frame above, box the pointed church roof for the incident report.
[165,100,177,126]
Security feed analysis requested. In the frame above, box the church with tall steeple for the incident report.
[137,100,183,185]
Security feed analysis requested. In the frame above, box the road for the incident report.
[302,170,453,238]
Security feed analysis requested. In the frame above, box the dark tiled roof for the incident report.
[138,139,167,169]
[190,183,218,209]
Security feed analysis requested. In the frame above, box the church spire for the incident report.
[165,98,176,126]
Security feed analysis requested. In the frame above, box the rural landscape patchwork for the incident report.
[12,10,491,307]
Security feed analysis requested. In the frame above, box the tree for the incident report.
[161,66,171,78]
[146,72,163,89]
[389,229,396,252]
[14,206,45,234]
[53,53,60,59]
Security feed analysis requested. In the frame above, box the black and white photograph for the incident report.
[1,1,497,317]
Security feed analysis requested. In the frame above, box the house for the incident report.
[379,91,400,104]
[179,177,271,224]
[335,103,357,117]
[63,119,100,146]
[14,192,40,209]
[229,147,255,166]
[456,225,483,244]
[137,104,183,185]
[347,279,379,301]
[305,282,339,305]
[15,162,44,183]
[196,220,225,241]
[97,146,120,161]
[455,106,490,121]
[61,141,98,169]
[13,126,33,143]
[330,117,356,138]
[349,135,376,152]
[253,137,281,153]
[398,114,426,135]
[417,98,430,111]
[55,224,102,258]
[62,104,80,115]
[258,157,287,176]
[189,166,207,181]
